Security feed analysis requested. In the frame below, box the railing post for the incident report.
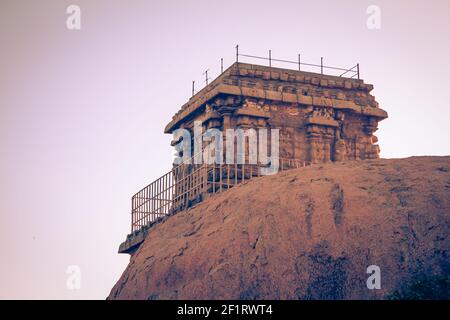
[221,58,223,73]
[203,69,209,86]
[235,44,239,63]
[212,163,216,193]
[227,164,230,189]
[357,63,360,80]
[269,49,272,67]
[131,196,134,233]
[219,163,223,193]
[203,163,207,194]
[298,54,301,71]
[321,57,323,74]
[192,81,195,97]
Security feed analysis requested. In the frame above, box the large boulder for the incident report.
[109,156,450,299]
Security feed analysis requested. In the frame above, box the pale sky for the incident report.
[0,0,449,299]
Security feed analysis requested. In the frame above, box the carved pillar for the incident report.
[363,116,380,159]
[333,111,347,161]
[305,107,339,164]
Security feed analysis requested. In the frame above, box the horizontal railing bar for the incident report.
[239,53,269,60]
[339,64,358,77]
[238,53,358,74]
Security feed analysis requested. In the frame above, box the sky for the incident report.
[0,0,449,299]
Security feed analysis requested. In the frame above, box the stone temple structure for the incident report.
[118,61,388,254]
[165,62,387,164]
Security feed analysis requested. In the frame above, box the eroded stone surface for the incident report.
[165,62,388,164]
[109,156,450,300]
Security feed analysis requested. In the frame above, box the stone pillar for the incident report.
[305,109,339,164]
[363,116,380,159]
[333,111,347,162]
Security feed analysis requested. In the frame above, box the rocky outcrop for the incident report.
[109,156,450,299]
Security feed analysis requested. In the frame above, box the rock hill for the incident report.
[109,156,449,299]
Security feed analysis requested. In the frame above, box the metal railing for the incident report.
[131,157,309,232]
[235,45,360,79]
[191,46,360,97]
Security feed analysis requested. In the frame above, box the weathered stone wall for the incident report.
[166,62,388,164]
